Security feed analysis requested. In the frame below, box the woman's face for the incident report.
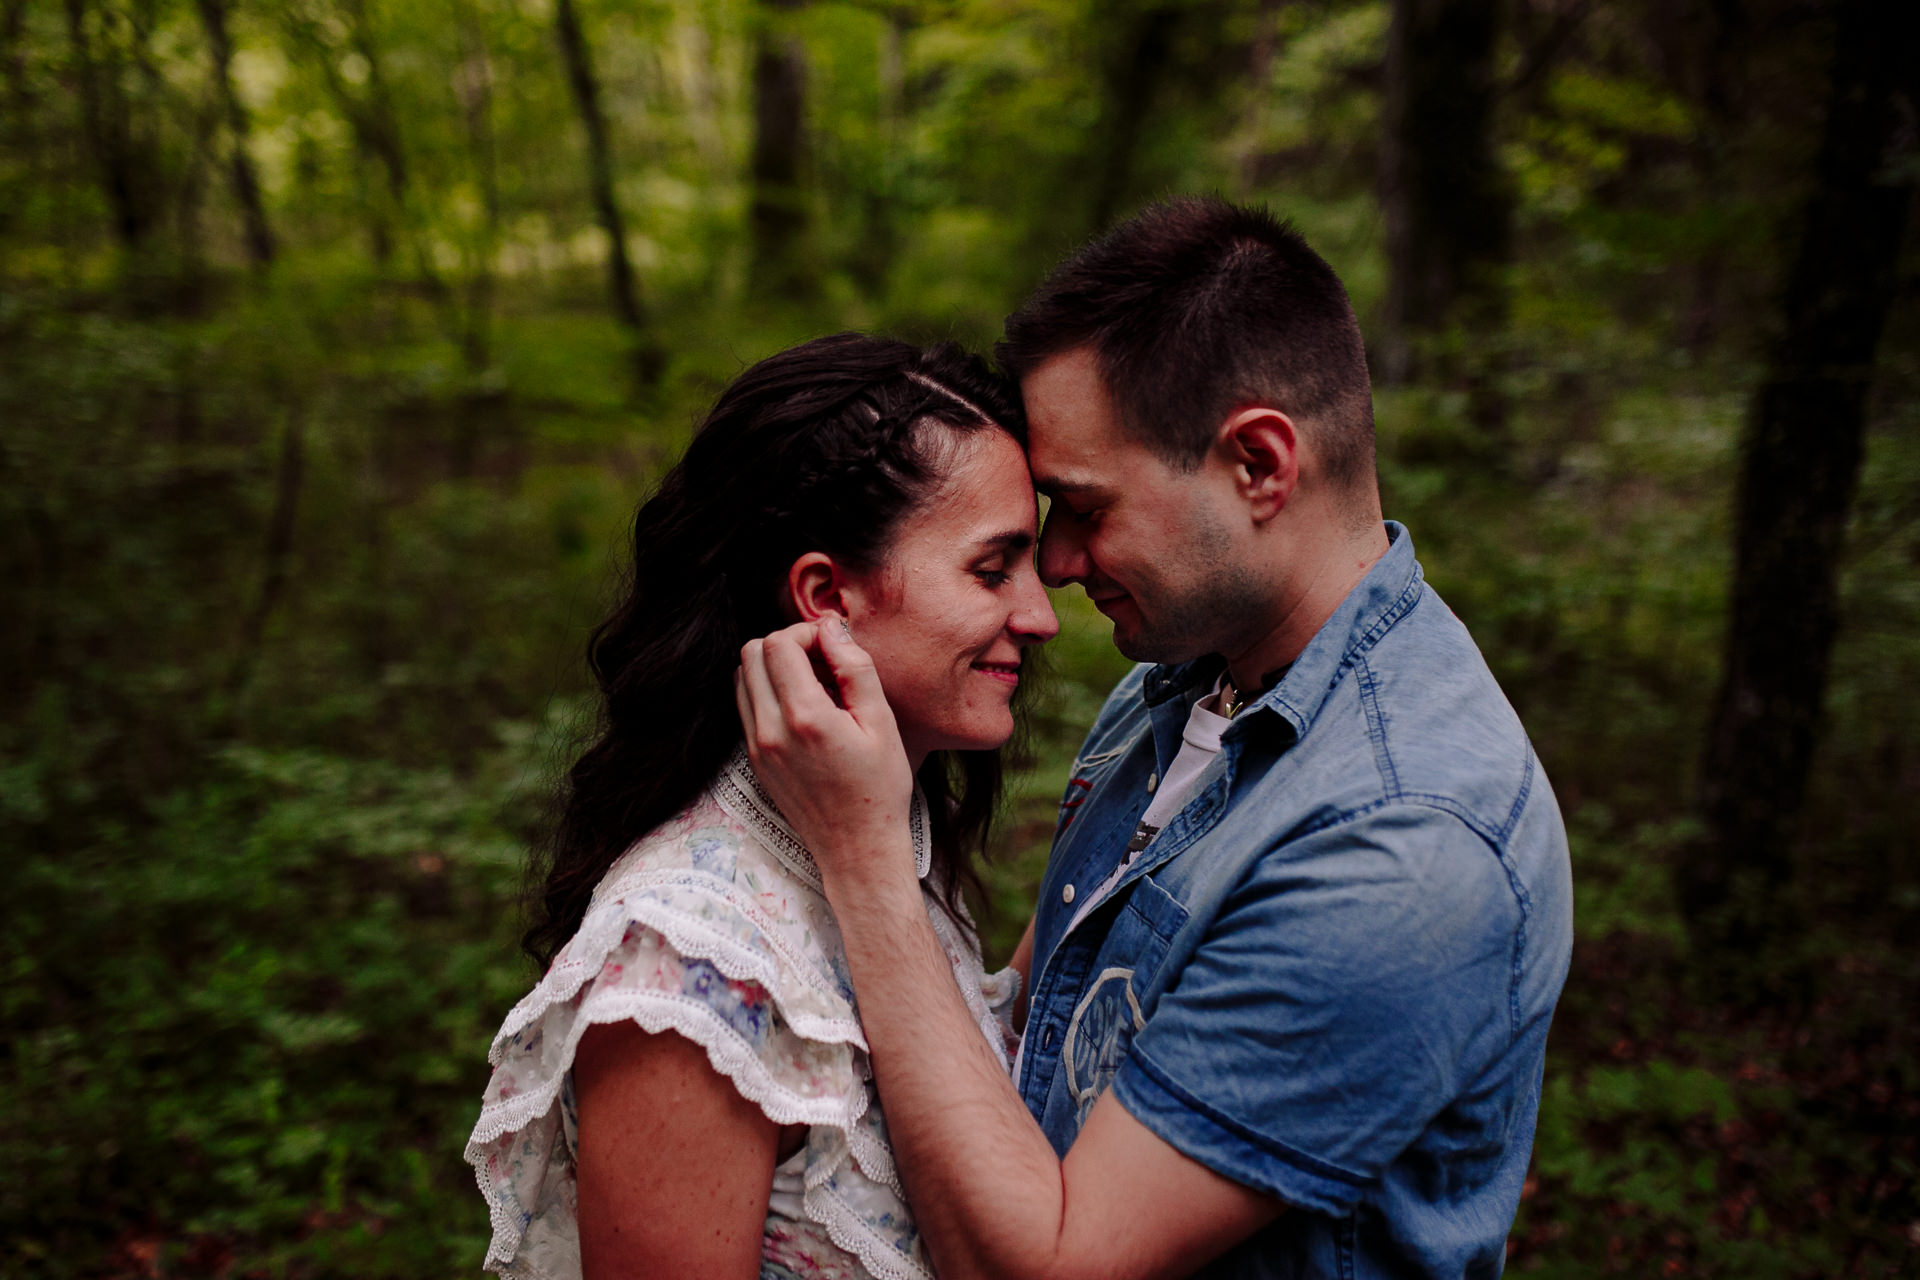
[844,428,1059,764]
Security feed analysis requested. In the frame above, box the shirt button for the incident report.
[1042,1026,1055,1050]
[1147,772,1158,792]
[1061,883,1075,905]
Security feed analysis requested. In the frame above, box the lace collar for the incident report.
[713,747,933,892]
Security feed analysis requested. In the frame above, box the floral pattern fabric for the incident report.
[466,752,1020,1280]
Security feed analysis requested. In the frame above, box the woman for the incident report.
[466,334,1059,1280]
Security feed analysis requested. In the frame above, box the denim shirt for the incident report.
[1017,523,1573,1279]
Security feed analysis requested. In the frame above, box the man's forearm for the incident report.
[822,851,1069,1280]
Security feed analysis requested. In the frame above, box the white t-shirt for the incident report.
[1062,678,1232,935]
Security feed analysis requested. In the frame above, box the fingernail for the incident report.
[830,616,852,643]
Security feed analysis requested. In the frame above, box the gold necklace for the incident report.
[1219,679,1250,719]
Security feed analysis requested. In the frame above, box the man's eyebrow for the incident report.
[1034,478,1101,499]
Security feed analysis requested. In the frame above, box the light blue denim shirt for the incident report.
[1018,522,1573,1279]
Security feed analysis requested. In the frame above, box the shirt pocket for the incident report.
[1054,739,1134,837]
[1061,874,1190,1125]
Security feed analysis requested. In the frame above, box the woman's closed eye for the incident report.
[974,564,1011,588]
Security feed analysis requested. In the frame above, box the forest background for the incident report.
[2,0,1917,1275]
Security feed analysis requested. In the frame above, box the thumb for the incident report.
[819,617,896,733]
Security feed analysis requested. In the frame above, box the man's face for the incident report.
[1023,348,1266,665]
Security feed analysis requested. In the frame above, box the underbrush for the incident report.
[3,281,1917,1277]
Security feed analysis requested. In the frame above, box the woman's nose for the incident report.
[1010,573,1060,644]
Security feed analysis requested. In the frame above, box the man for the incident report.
[737,197,1573,1279]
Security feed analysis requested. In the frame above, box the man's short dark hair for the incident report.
[997,197,1375,486]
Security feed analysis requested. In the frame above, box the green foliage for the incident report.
[2,0,1917,1275]
[2,722,559,1276]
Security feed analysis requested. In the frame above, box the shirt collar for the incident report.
[1139,521,1423,739]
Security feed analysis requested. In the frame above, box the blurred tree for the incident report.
[283,0,413,272]
[195,0,274,268]
[1232,0,1286,199]
[1682,0,1918,983]
[750,0,813,298]
[451,0,497,373]
[1082,0,1179,236]
[227,407,306,709]
[552,0,657,378]
[1378,0,1512,433]
[63,0,162,256]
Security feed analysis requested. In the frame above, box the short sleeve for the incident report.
[466,908,876,1278]
[1110,805,1522,1215]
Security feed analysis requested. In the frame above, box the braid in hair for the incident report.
[524,334,1026,968]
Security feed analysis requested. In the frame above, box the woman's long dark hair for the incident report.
[523,334,1028,969]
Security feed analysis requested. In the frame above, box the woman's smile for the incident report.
[971,658,1022,689]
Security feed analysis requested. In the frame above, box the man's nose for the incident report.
[1037,515,1087,590]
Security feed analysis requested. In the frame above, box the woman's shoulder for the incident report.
[466,773,881,1280]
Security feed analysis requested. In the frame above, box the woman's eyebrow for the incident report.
[976,530,1035,553]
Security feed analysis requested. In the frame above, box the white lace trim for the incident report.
[709,750,1009,1066]
[714,747,933,887]
[468,772,1023,1280]
[469,984,874,1270]
[470,935,868,1147]
[805,1179,934,1280]
[488,867,866,1066]
[468,908,924,1277]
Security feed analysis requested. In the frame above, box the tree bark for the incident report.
[1234,0,1287,199]
[749,2,811,299]
[1680,0,1918,977]
[1378,0,1513,424]
[64,0,156,252]
[282,3,400,266]
[3,0,32,122]
[195,0,275,268]
[454,0,498,373]
[1083,0,1178,236]
[228,406,306,707]
[553,0,647,334]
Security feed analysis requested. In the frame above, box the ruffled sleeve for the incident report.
[465,780,961,1280]
[468,750,1028,1280]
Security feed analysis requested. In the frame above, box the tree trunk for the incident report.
[749,2,811,299]
[844,8,904,293]
[1083,1,1178,236]
[195,0,274,268]
[1680,0,1918,980]
[1234,0,1286,199]
[553,0,647,334]
[3,0,32,123]
[1378,0,1512,427]
[228,406,306,709]
[64,0,155,252]
[282,3,396,266]
[454,0,498,373]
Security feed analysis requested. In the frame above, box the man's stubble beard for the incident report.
[1110,513,1270,668]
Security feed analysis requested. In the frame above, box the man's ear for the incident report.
[1217,407,1298,522]
[784,552,851,624]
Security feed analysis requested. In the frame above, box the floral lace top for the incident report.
[466,750,1021,1280]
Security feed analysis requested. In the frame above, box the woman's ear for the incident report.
[783,552,849,624]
